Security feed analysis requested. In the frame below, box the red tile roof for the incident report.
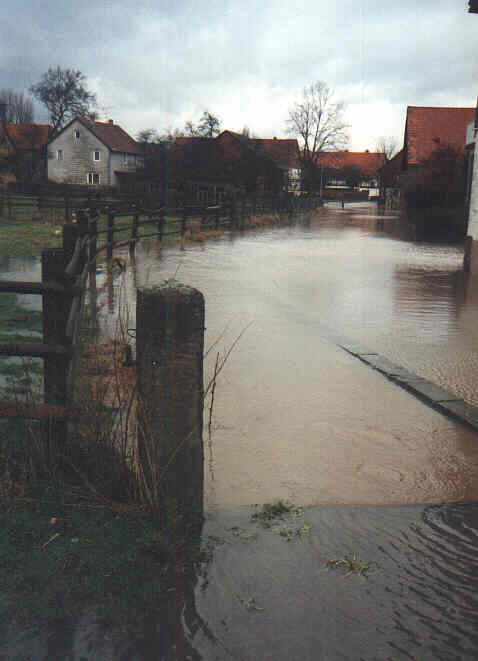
[253,138,299,168]
[50,117,142,154]
[316,151,385,176]
[3,123,50,150]
[405,106,475,166]
[77,118,143,154]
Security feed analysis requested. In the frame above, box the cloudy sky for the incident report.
[1,0,477,151]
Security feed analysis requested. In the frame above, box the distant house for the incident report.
[378,149,404,210]
[389,105,475,234]
[171,131,300,203]
[0,108,50,186]
[254,137,301,193]
[47,117,143,188]
[465,107,478,238]
[317,150,385,194]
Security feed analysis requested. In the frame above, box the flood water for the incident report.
[4,203,478,660]
[87,201,478,508]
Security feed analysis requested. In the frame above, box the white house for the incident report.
[47,117,143,188]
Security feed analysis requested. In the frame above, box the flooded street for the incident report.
[92,202,478,508]
[4,203,478,660]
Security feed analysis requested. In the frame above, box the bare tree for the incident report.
[29,66,97,135]
[184,111,222,138]
[0,90,35,123]
[286,81,349,190]
[197,111,221,137]
[184,120,199,137]
[137,128,159,145]
[376,136,398,162]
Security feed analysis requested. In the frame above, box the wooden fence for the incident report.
[0,192,321,442]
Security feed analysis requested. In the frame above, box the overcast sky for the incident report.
[1,0,477,151]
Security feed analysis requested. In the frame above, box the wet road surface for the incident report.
[3,502,478,660]
[3,203,478,659]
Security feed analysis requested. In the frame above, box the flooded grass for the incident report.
[251,499,304,528]
[0,217,62,256]
[325,554,375,578]
[0,486,204,631]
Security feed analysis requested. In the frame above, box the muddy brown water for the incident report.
[91,202,478,508]
[4,203,478,659]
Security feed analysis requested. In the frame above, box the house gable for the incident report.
[47,117,142,187]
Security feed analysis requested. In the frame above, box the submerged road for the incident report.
[4,203,478,659]
[102,201,478,508]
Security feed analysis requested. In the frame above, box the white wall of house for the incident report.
[466,121,478,240]
[109,152,143,188]
[48,120,111,186]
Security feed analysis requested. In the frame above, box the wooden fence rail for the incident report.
[0,192,321,440]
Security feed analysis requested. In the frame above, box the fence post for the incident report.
[229,198,236,230]
[42,248,69,449]
[107,212,114,260]
[62,223,78,268]
[89,217,97,271]
[181,206,187,236]
[132,209,139,241]
[157,206,165,242]
[464,235,473,273]
[77,208,89,237]
[64,195,71,224]
[136,281,204,517]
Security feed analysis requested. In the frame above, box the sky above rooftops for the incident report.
[1,0,477,152]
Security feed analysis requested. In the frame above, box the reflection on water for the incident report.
[82,203,478,508]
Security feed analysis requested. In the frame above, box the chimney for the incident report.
[108,119,114,125]
[0,102,7,122]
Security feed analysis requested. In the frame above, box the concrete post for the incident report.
[136,280,204,517]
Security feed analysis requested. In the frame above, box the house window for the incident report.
[57,150,63,161]
[87,173,100,185]
[94,150,100,161]
[122,153,128,164]
[74,129,80,139]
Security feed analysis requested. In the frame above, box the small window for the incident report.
[57,150,63,161]
[94,150,100,161]
[74,129,80,139]
[87,173,100,185]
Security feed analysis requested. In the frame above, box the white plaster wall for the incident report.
[109,152,143,187]
[468,128,478,240]
[47,120,110,185]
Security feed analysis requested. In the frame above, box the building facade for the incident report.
[47,117,143,188]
